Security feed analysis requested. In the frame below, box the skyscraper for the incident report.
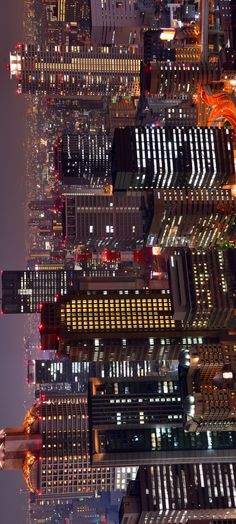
[39,288,180,352]
[55,132,112,187]
[88,382,236,466]
[1,269,81,313]
[119,463,236,524]
[144,188,236,248]
[168,248,236,329]
[10,44,141,98]
[0,395,115,497]
[112,127,234,191]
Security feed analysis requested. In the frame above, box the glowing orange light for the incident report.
[160,28,175,41]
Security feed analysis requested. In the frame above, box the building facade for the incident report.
[63,192,144,250]
[55,132,112,187]
[112,127,234,191]
[144,62,220,99]
[10,44,141,98]
[168,248,236,329]
[119,463,236,524]
[144,188,236,248]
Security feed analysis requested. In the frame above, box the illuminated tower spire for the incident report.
[0,405,41,492]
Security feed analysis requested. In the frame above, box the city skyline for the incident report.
[1,0,236,523]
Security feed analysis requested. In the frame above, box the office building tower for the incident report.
[88,385,236,467]
[168,248,236,329]
[0,395,116,497]
[144,62,220,99]
[1,269,81,314]
[112,127,234,191]
[144,188,236,248]
[55,132,112,186]
[63,192,144,250]
[39,288,181,352]
[119,463,236,524]
[90,0,142,45]
[29,494,102,523]
[10,44,141,98]
[179,343,236,432]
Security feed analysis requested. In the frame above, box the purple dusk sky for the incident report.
[0,1,28,522]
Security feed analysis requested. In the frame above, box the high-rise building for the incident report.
[0,395,115,497]
[143,62,220,99]
[10,44,141,98]
[39,288,181,352]
[88,381,236,466]
[144,188,236,248]
[1,269,81,313]
[179,342,236,432]
[168,248,236,329]
[112,127,234,191]
[119,463,236,524]
[28,359,177,398]
[137,97,197,127]
[55,132,112,187]
[63,192,144,250]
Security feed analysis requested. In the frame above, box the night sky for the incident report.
[0,1,28,521]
